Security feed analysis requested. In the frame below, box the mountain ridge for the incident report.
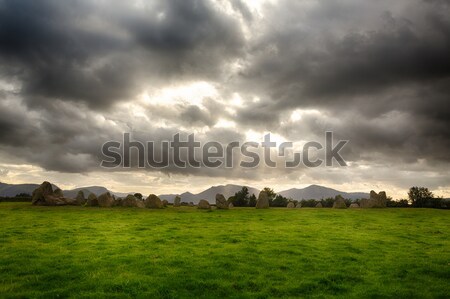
[159,184,260,204]
[1,182,369,203]
[278,184,369,200]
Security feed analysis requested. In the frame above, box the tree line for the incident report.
[227,186,449,209]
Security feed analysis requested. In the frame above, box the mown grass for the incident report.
[0,203,448,298]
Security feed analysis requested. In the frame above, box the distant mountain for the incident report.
[279,185,369,200]
[0,182,129,198]
[0,182,58,197]
[63,186,111,198]
[159,184,260,204]
[64,186,133,198]
[1,181,369,202]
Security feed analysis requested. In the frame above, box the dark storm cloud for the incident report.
[178,105,214,127]
[0,0,136,109]
[240,1,450,109]
[126,0,243,53]
[230,0,253,22]
[0,0,449,190]
[0,0,244,109]
[232,0,450,165]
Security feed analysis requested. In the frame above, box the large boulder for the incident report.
[256,191,269,209]
[370,190,387,208]
[113,198,123,207]
[315,202,323,208]
[136,200,145,208]
[360,191,387,208]
[31,181,53,205]
[53,188,64,198]
[359,198,371,208]
[145,194,163,209]
[122,194,138,207]
[349,203,360,208]
[97,192,114,207]
[215,194,229,209]
[287,202,295,208]
[198,199,211,210]
[31,181,77,206]
[87,193,98,206]
[173,196,181,207]
[333,197,347,209]
[76,191,87,205]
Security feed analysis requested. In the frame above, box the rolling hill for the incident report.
[0,182,127,198]
[0,182,58,197]
[279,184,369,200]
[1,182,369,202]
[159,184,260,203]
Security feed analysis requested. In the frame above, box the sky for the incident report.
[0,0,449,199]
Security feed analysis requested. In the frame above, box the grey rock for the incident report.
[145,194,164,209]
[256,191,269,209]
[198,199,211,210]
[215,193,229,209]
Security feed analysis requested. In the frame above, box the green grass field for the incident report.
[0,203,448,298]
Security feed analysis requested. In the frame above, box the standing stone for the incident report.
[295,203,302,208]
[360,191,388,208]
[174,196,181,207]
[54,188,64,198]
[145,194,163,209]
[122,194,138,207]
[76,191,86,205]
[31,181,77,206]
[228,202,234,209]
[315,202,323,208]
[256,191,269,209]
[31,181,54,205]
[189,202,195,207]
[87,193,98,206]
[370,190,387,208]
[162,199,169,207]
[287,202,295,208]
[215,194,229,209]
[198,199,211,210]
[333,197,347,209]
[349,203,360,208]
[97,192,114,207]
[136,200,145,208]
[359,198,371,208]
[113,198,123,207]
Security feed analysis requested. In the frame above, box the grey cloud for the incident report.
[240,0,450,107]
[179,105,214,127]
[0,0,245,109]
[230,0,450,166]
[0,0,449,193]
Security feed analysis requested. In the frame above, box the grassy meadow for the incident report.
[0,203,449,298]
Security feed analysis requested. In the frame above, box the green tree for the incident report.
[15,193,31,198]
[232,186,250,207]
[321,197,334,208]
[387,197,409,208]
[302,199,318,207]
[408,187,434,208]
[248,194,257,207]
[271,194,289,207]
